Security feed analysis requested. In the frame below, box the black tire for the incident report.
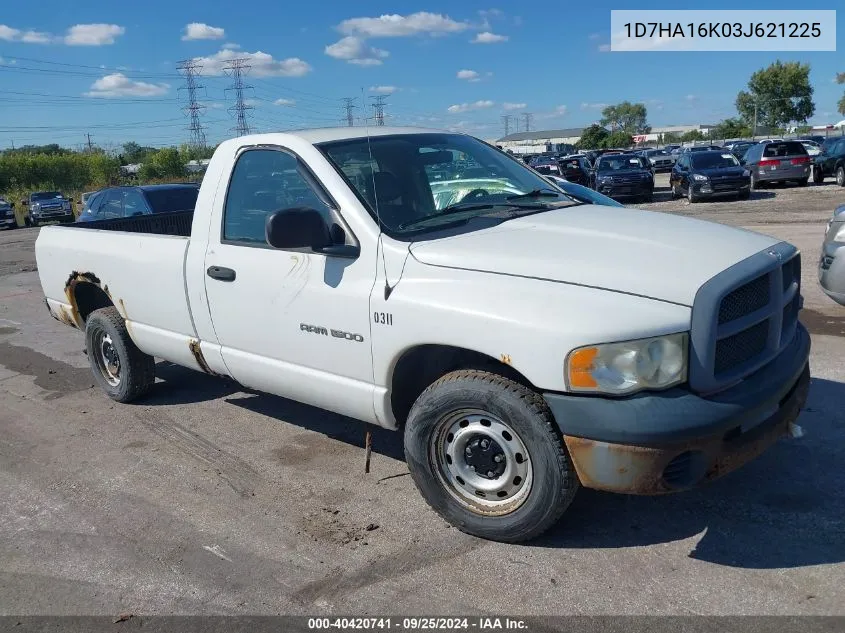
[669,182,678,200]
[404,369,579,543]
[687,188,699,204]
[750,172,759,190]
[837,166,845,188]
[738,191,751,200]
[813,165,824,184]
[797,177,809,187]
[85,306,155,403]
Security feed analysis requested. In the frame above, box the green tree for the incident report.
[658,132,680,144]
[735,61,815,131]
[602,131,633,149]
[711,118,752,140]
[837,72,845,116]
[139,147,186,181]
[680,130,706,142]
[575,124,609,149]
[600,101,650,134]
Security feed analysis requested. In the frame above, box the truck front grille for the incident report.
[689,244,802,394]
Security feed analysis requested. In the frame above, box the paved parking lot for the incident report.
[1,176,844,616]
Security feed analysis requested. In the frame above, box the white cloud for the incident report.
[274,98,295,106]
[503,102,526,111]
[447,100,494,113]
[555,105,568,115]
[325,36,388,66]
[370,85,397,94]
[0,24,52,44]
[598,43,611,52]
[182,23,225,41]
[194,48,312,77]
[64,24,125,46]
[224,42,240,49]
[456,69,479,81]
[685,94,697,102]
[338,12,469,38]
[84,73,169,98]
[472,31,508,44]
[581,102,607,110]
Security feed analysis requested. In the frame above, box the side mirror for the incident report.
[266,207,331,251]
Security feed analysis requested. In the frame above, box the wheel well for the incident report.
[389,344,534,426]
[73,282,113,323]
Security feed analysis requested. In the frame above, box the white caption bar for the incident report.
[609,10,836,52]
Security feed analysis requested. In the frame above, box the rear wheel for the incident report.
[813,165,825,184]
[750,172,759,190]
[404,369,578,543]
[837,166,845,187]
[85,307,155,403]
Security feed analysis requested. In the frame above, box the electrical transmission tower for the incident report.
[501,114,512,137]
[224,58,254,137]
[177,59,207,148]
[341,97,357,127]
[522,112,534,133]
[370,95,387,126]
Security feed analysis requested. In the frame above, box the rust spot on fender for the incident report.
[189,339,218,376]
[500,354,512,365]
[63,271,102,329]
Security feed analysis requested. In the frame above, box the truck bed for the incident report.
[70,210,194,237]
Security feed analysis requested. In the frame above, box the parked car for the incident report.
[725,141,756,161]
[78,190,100,210]
[76,184,200,222]
[638,148,673,172]
[35,127,810,543]
[544,175,625,207]
[0,198,16,230]
[669,150,751,202]
[800,141,821,157]
[812,136,845,186]
[819,203,845,305]
[681,145,722,154]
[591,153,654,201]
[556,155,591,185]
[24,191,74,226]
[740,140,811,188]
[797,135,827,145]
[529,157,562,177]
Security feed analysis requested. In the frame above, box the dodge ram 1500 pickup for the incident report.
[35,127,811,542]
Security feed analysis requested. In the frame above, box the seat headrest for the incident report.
[372,172,402,204]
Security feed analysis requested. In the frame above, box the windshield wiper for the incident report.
[506,188,563,201]
[398,201,549,230]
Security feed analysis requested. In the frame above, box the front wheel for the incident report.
[85,307,155,403]
[813,165,825,184]
[404,369,578,543]
[837,166,845,187]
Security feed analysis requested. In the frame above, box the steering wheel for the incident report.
[461,188,489,202]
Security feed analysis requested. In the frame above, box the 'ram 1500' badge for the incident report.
[300,323,364,342]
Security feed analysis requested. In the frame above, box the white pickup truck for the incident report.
[36,127,811,542]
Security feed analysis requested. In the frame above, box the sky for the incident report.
[0,1,842,150]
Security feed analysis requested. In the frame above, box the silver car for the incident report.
[819,204,845,306]
[741,140,811,188]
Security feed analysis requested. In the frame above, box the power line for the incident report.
[501,114,512,136]
[223,58,254,137]
[370,95,387,126]
[341,97,357,127]
[177,59,207,148]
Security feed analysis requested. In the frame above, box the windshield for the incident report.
[32,192,62,200]
[595,155,645,171]
[645,150,668,157]
[557,181,624,207]
[143,186,199,213]
[318,133,578,236]
[691,153,740,169]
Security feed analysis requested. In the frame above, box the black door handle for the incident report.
[207,266,236,282]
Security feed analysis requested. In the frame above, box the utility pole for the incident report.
[224,58,254,137]
[501,114,512,137]
[522,112,533,133]
[370,95,387,126]
[341,97,357,127]
[86,133,94,152]
[177,59,207,148]
[752,102,758,139]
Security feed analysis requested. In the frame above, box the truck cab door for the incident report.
[202,147,377,423]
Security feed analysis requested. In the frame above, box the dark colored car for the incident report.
[529,157,562,177]
[670,150,750,202]
[812,136,845,186]
[544,175,625,207]
[725,141,756,160]
[638,148,673,172]
[740,140,811,188]
[591,153,654,202]
[557,155,591,185]
[77,184,200,222]
[24,191,74,226]
[681,145,722,154]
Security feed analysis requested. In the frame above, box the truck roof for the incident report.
[218,126,448,148]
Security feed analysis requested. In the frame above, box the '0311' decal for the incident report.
[373,312,393,326]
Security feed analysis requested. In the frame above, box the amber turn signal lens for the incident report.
[568,347,598,388]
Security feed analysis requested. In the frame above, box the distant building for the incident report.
[496,128,586,154]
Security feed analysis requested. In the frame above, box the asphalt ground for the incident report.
[0,173,843,616]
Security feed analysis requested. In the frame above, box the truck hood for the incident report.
[408,205,780,306]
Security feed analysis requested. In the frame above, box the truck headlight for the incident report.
[565,333,688,395]
[692,174,708,182]
[62,200,71,210]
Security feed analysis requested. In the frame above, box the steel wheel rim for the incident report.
[93,330,121,386]
[431,409,533,516]
[837,169,844,186]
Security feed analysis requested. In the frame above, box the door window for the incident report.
[122,190,149,217]
[223,149,333,244]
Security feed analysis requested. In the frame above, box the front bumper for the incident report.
[819,242,845,306]
[596,181,653,198]
[691,182,750,198]
[544,322,811,494]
